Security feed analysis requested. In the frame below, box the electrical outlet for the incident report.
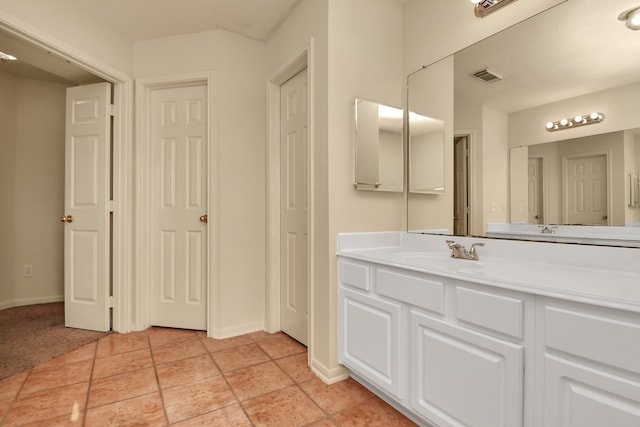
[23,264,33,278]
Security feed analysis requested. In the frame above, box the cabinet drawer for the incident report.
[377,268,444,314]
[455,286,524,340]
[339,259,370,291]
[544,304,640,374]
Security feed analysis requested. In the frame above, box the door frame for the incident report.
[528,155,546,224]
[135,72,215,333]
[266,46,313,340]
[0,18,134,333]
[454,131,477,235]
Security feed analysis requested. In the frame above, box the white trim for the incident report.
[135,72,215,334]
[0,14,134,333]
[266,42,313,351]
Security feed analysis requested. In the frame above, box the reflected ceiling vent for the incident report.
[473,68,504,83]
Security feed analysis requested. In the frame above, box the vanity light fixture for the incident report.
[472,0,518,18]
[618,6,640,30]
[545,112,605,132]
[0,51,18,62]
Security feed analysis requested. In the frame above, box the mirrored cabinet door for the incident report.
[353,98,403,192]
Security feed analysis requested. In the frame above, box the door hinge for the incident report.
[108,200,115,213]
[109,104,116,116]
[109,296,114,308]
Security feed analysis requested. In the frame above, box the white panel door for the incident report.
[63,82,111,332]
[565,154,608,225]
[410,310,524,427]
[280,68,309,345]
[149,84,207,330]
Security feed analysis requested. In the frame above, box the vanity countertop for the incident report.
[337,232,640,313]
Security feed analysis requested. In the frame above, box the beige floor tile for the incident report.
[225,361,293,401]
[256,333,307,360]
[275,352,316,384]
[85,392,166,426]
[200,335,253,353]
[171,404,252,426]
[162,375,237,424]
[156,353,220,390]
[242,385,325,426]
[35,342,97,369]
[96,331,149,357]
[152,337,207,365]
[211,343,270,372]
[332,397,418,427]
[88,367,158,408]
[0,371,28,401]
[3,382,88,426]
[300,377,374,415]
[92,348,153,379]
[21,359,93,395]
[148,327,198,349]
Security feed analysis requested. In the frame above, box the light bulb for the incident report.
[560,119,569,126]
[546,122,554,129]
[590,112,600,120]
[470,0,482,4]
[575,116,584,123]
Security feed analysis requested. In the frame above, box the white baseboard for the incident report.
[0,295,64,311]
[310,358,351,384]
[208,320,265,339]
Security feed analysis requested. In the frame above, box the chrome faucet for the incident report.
[539,225,558,234]
[446,240,485,260]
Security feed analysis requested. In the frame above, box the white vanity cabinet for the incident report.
[537,298,640,427]
[337,231,640,427]
[338,259,404,400]
[338,258,533,427]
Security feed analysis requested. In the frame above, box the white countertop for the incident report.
[337,232,640,313]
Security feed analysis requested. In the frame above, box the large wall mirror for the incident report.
[408,0,640,243]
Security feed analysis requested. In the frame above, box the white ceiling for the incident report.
[0,0,301,84]
[72,0,301,42]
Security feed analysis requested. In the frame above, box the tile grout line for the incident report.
[80,340,100,426]
[0,368,32,425]
[147,330,171,426]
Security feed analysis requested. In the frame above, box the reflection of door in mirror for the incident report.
[454,136,469,235]
[564,154,609,225]
[528,157,543,224]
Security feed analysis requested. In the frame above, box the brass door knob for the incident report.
[60,215,73,223]
[199,214,208,223]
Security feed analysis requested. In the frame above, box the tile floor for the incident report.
[0,328,417,426]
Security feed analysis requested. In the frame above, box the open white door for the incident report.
[63,82,111,332]
[280,68,309,345]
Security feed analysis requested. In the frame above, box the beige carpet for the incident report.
[0,302,110,380]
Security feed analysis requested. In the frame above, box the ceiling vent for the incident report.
[473,68,504,83]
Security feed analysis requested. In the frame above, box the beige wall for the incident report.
[0,72,67,309]
[0,71,17,305]
[135,30,268,337]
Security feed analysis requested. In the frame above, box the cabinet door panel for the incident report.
[410,310,523,427]
[339,287,403,398]
[543,353,640,427]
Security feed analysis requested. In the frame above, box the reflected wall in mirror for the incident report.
[407,0,640,243]
[353,98,403,192]
[409,113,445,194]
[407,57,454,233]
